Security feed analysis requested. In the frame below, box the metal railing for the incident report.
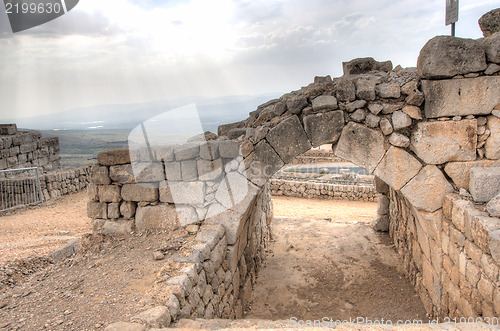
[0,167,43,212]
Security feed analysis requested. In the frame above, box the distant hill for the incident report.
[12,94,282,132]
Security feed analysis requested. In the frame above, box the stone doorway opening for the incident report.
[242,154,428,323]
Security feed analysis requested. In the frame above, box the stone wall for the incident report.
[385,187,500,318]
[39,165,92,201]
[269,178,375,201]
[95,19,500,327]
[0,124,61,173]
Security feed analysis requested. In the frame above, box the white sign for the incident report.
[446,0,459,26]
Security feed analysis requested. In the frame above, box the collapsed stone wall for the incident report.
[93,17,500,327]
[269,178,375,201]
[0,124,61,173]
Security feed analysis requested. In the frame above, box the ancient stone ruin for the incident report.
[90,13,500,328]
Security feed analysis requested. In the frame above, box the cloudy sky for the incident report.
[0,0,497,121]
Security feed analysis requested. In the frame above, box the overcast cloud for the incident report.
[0,0,497,120]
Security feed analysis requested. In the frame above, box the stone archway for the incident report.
[90,33,500,324]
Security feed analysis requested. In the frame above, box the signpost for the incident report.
[446,0,459,37]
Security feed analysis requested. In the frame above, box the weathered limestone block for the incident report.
[131,306,171,328]
[168,181,205,206]
[335,79,356,102]
[421,77,500,118]
[286,96,309,115]
[345,100,367,113]
[205,209,244,245]
[180,160,198,181]
[402,105,422,120]
[388,132,410,148]
[401,165,454,212]
[479,8,500,37]
[135,205,179,232]
[109,164,135,184]
[365,113,380,128]
[372,215,389,232]
[487,192,500,217]
[87,201,107,219]
[176,206,199,226]
[96,219,134,236]
[98,185,121,203]
[376,82,400,98]
[165,162,182,181]
[0,124,17,135]
[392,111,412,130]
[374,176,389,194]
[350,109,366,122]
[355,78,376,101]
[197,158,223,181]
[311,95,338,111]
[379,118,393,136]
[266,115,311,163]
[133,162,164,182]
[121,183,158,202]
[374,146,422,190]
[155,145,175,162]
[91,165,111,185]
[244,140,284,187]
[218,140,240,159]
[97,147,130,166]
[174,143,199,161]
[120,201,136,219]
[303,110,344,147]
[482,32,500,63]
[342,57,392,75]
[417,36,487,79]
[485,115,500,160]
[335,122,386,173]
[470,167,500,203]
[411,120,477,164]
[108,203,120,219]
[444,160,498,190]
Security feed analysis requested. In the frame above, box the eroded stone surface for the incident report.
[417,36,487,79]
[135,205,179,232]
[485,115,500,160]
[470,167,500,203]
[374,146,422,190]
[411,120,477,164]
[421,77,500,118]
[266,116,311,163]
[401,165,454,212]
[444,160,498,190]
[335,122,386,173]
[303,111,344,147]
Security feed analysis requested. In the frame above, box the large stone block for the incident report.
[417,36,487,79]
[135,205,179,232]
[303,110,344,147]
[197,159,223,181]
[90,165,111,185]
[444,160,498,190]
[342,57,392,75]
[335,79,356,102]
[312,95,338,111]
[487,193,500,217]
[174,142,200,161]
[0,124,17,135]
[121,183,158,202]
[334,122,386,173]
[479,8,500,37]
[132,162,164,182]
[374,146,422,190]
[266,115,311,163]
[485,115,500,160]
[97,147,131,166]
[109,164,135,184]
[401,165,454,212]
[469,167,500,202]
[355,78,376,101]
[411,120,477,164]
[244,140,284,187]
[421,77,500,118]
[98,185,121,203]
[168,181,205,206]
[482,32,500,63]
[87,201,107,219]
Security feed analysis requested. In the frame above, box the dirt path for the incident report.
[244,197,428,323]
[0,191,91,264]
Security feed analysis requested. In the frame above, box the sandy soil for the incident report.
[245,197,429,323]
[0,191,91,264]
